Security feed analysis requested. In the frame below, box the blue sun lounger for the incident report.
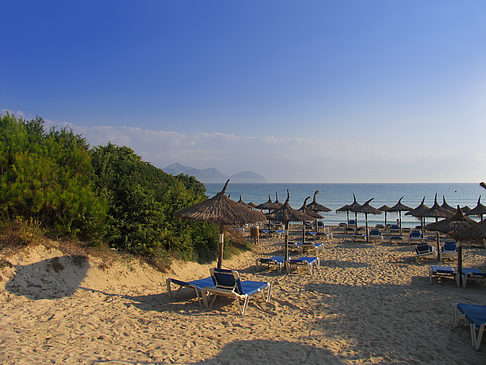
[256,256,285,272]
[415,243,434,262]
[289,256,320,275]
[440,242,457,262]
[453,303,486,350]
[201,268,272,314]
[460,268,486,288]
[429,265,456,284]
[166,276,216,305]
[302,242,323,254]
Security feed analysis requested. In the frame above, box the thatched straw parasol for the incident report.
[405,197,430,236]
[267,190,314,271]
[417,194,450,259]
[453,220,486,243]
[388,197,412,234]
[426,206,476,287]
[306,190,331,231]
[336,204,352,225]
[273,192,284,210]
[256,195,274,212]
[298,196,323,244]
[425,206,476,235]
[356,199,382,242]
[307,191,331,213]
[378,205,391,227]
[466,196,486,221]
[175,180,265,269]
[441,196,456,215]
[237,195,246,205]
[347,194,362,226]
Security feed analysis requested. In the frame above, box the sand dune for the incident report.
[1,228,486,364]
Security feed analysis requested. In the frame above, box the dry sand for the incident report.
[1,226,486,364]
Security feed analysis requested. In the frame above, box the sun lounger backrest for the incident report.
[210,268,242,293]
[416,244,431,254]
[443,242,456,251]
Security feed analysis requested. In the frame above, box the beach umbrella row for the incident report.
[355,198,382,242]
[298,196,323,244]
[266,191,314,270]
[425,206,477,287]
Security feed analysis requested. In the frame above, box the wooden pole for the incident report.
[284,221,289,272]
[217,224,224,269]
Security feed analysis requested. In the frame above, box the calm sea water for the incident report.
[204,183,484,228]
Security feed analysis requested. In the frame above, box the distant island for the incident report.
[164,163,267,183]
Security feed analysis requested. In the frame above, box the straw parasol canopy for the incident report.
[453,220,486,243]
[298,196,323,244]
[388,197,412,233]
[419,194,452,221]
[425,206,477,287]
[466,196,486,221]
[267,190,314,270]
[175,180,266,269]
[356,198,382,242]
[417,194,450,259]
[256,195,274,212]
[307,191,331,213]
[347,194,362,226]
[336,203,352,225]
[270,192,283,211]
[298,197,323,220]
[306,190,330,232]
[378,205,391,227]
[405,197,430,235]
[425,206,476,235]
[237,195,246,205]
[441,196,456,215]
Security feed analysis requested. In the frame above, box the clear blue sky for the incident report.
[2,1,486,182]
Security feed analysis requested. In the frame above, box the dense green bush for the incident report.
[90,143,218,262]
[0,113,107,241]
[0,113,218,264]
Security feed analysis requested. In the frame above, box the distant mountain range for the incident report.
[163,163,267,183]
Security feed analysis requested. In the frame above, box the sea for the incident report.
[204,183,484,228]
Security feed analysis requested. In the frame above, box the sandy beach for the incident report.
[1,226,486,364]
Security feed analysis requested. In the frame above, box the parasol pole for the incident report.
[284,221,289,272]
[217,224,224,269]
[457,241,463,287]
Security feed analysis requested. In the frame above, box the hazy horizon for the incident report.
[2,1,485,183]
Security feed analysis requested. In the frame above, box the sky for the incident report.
[2,0,486,183]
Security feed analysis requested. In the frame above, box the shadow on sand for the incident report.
[5,255,89,299]
[194,339,345,364]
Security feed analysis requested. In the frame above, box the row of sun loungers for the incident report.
[256,255,320,275]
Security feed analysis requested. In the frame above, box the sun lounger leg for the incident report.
[474,324,485,351]
[452,303,460,328]
[166,278,173,297]
[264,284,272,302]
[241,295,249,315]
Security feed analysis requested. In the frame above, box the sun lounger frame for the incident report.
[289,256,320,275]
[453,303,486,350]
[166,276,215,306]
[202,268,272,315]
[256,256,285,273]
